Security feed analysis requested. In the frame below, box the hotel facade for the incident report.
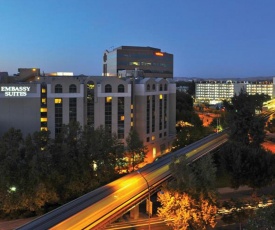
[0,71,176,162]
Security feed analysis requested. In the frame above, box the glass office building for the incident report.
[103,46,173,79]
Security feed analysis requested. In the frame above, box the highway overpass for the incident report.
[17,130,228,230]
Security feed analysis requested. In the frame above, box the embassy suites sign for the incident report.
[1,86,31,96]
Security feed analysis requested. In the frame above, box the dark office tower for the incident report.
[103,46,173,78]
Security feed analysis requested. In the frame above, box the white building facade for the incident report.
[195,79,275,105]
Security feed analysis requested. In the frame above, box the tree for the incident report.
[224,90,269,147]
[267,118,275,133]
[219,141,275,191]
[176,91,193,114]
[126,128,147,171]
[220,198,254,229]
[157,154,218,229]
[88,125,125,182]
[0,128,25,214]
[157,189,217,230]
[245,203,275,229]
[21,131,58,213]
[169,154,217,199]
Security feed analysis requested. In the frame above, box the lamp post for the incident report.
[137,170,151,230]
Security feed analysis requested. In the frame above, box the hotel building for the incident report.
[0,69,176,162]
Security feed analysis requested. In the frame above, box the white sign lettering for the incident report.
[1,86,31,97]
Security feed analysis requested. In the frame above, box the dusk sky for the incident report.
[1,0,275,78]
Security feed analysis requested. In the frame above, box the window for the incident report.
[147,84,150,91]
[55,84,62,93]
[105,84,112,93]
[87,81,95,127]
[164,95,167,129]
[118,97,124,139]
[152,95,155,132]
[159,84,163,91]
[40,83,47,132]
[55,98,62,134]
[159,95,163,130]
[118,84,124,92]
[105,96,112,132]
[152,84,156,90]
[147,96,150,134]
[164,84,167,91]
[69,84,77,93]
[69,98,77,122]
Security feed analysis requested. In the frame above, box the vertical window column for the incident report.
[152,95,155,132]
[146,96,150,134]
[164,94,167,129]
[87,82,95,127]
[55,98,63,134]
[118,97,124,139]
[159,94,163,130]
[40,84,48,131]
[105,97,112,132]
[69,98,77,122]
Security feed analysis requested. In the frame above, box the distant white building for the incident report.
[195,79,274,105]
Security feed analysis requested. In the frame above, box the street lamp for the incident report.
[137,170,151,230]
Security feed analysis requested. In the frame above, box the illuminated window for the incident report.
[42,98,46,104]
[131,121,133,126]
[106,97,112,103]
[55,98,62,104]
[41,88,46,93]
[87,83,95,90]
[41,118,47,122]
[40,108,47,112]
[131,104,133,109]
[40,127,48,131]
[155,52,164,56]
[129,61,139,66]
[151,136,155,141]
[153,148,156,158]
[121,115,125,121]
[159,94,163,99]
[131,113,133,118]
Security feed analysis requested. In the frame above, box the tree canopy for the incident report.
[0,124,130,218]
[157,154,218,229]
